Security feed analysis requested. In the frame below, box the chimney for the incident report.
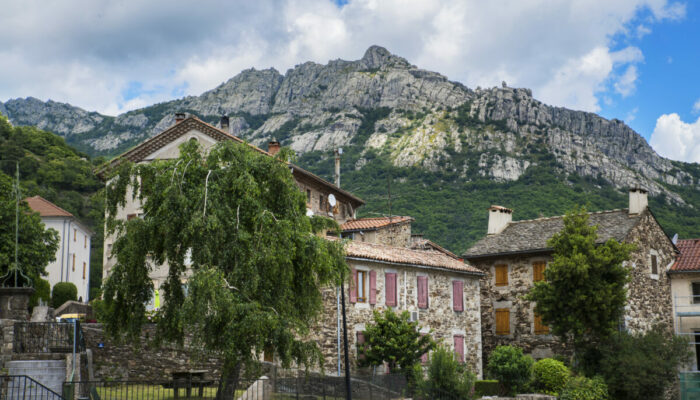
[487,205,513,235]
[268,140,281,156]
[629,187,648,215]
[220,115,230,132]
[175,112,186,124]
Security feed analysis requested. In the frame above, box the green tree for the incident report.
[102,140,347,399]
[359,309,436,374]
[418,346,476,400]
[52,282,78,308]
[0,171,59,282]
[486,345,534,396]
[29,277,51,308]
[526,208,634,346]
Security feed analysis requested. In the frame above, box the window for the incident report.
[72,254,75,272]
[264,346,274,363]
[651,254,658,275]
[495,308,510,335]
[692,283,700,304]
[385,273,397,306]
[534,313,549,335]
[319,195,325,211]
[495,264,508,286]
[357,270,367,303]
[306,189,311,204]
[84,235,87,249]
[356,331,366,360]
[533,261,546,282]
[82,262,86,279]
[454,335,465,363]
[417,276,429,309]
[452,280,464,312]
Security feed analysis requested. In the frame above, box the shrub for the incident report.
[559,376,608,400]
[487,346,534,395]
[418,346,475,400]
[474,380,500,397]
[532,358,570,395]
[51,282,77,308]
[29,278,51,308]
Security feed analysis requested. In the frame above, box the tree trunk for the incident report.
[215,364,241,400]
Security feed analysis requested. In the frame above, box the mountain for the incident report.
[2,46,699,252]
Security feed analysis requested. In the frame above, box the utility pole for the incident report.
[335,147,343,377]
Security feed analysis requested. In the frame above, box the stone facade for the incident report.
[309,258,483,378]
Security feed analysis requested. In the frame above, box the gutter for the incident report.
[345,256,485,277]
[463,247,553,261]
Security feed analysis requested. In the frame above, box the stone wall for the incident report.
[309,259,483,378]
[373,222,412,247]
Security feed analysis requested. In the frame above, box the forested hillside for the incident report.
[0,113,104,295]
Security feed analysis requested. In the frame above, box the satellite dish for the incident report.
[328,194,337,207]
[306,208,314,217]
[672,233,679,245]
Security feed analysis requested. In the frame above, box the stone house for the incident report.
[669,238,700,371]
[97,114,364,302]
[340,216,414,247]
[25,195,92,302]
[462,188,676,363]
[310,238,485,378]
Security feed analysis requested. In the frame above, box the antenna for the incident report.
[672,233,679,245]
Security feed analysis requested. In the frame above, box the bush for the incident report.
[487,345,534,395]
[29,278,51,308]
[559,376,608,400]
[90,299,106,323]
[418,346,475,400]
[474,380,500,397]
[51,282,77,308]
[532,358,570,395]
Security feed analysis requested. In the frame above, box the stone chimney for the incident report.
[629,187,648,215]
[220,115,229,132]
[487,205,513,235]
[175,112,186,124]
[268,140,281,156]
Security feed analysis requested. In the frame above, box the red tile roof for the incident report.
[340,216,413,231]
[336,238,482,275]
[24,196,73,217]
[671,239,700,272]
[409,238,459,259]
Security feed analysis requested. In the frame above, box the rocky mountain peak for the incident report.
[361,45,407,69]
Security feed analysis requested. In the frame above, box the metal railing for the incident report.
[13,322,85,354]
[1,375,65,400]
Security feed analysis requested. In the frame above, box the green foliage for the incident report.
[474,380,500,397]
[359,308,435,372]
[559,376,608,400]
[526,209,634,343]
[579,327,691,400]
[103,140,347,395]
[90,298,107,323]
[486,345,534,396]
[352,107,392,145]
[29,278,51,308]
[417,346,475,400]
[0,171,59,281]
[532,358,570,395]
[52,282,78,308]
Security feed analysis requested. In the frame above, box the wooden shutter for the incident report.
[534,313,549,335]
[72,254,75,271]
[349,269,357,303]
[357,331,366,360]
[417,276,429,309]
[385,273,397,306]
[369,270,377,304]
[82,262,86,279]
[533,261,546,282]
[454,335,464,363]
[453,280,464,311]
[495,264,508,286]
[495,308,510,335]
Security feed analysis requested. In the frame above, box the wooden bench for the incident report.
[163,370,213,399]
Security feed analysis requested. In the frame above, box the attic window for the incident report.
[651,254,658,275]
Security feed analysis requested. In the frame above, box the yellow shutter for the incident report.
[495,308,510,335]
[534,313,549,335]
[533,261,546,282]
[495,265,508,286]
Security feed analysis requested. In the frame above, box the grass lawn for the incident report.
[92,384,224,400]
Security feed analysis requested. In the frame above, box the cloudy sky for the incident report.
[1,0,699,162]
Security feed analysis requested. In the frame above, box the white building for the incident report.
[670,238,700,371]
[25,196,92,302]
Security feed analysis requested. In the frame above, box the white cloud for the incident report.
[650,113,700,162]
[626,107,639,122]
[0,0,686,115]
[693,98,700,114]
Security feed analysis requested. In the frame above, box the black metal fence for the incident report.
[13,321,85,354]
[1,375,66,400]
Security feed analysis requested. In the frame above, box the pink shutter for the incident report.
[453,280,464,311]
[454,335,464,363]
[349,269,357,303]
[357,331,366,360]
[369,270,377,304]
[385,273,397,306]
[421,334,429,364]
[417,276,428,309]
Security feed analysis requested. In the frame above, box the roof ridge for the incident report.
[24,195,74,217]
[508,208,627,225]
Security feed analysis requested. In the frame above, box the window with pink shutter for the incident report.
[349,269,357,303]
[385,273,397,306]
[417,276,429,309]
[369,270,377,304]
[453,280,464,312]
[454,335,464,363]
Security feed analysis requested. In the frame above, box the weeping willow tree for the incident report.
[103,140,347,399]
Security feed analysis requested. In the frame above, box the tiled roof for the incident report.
[463,209,642,258]
[409,238,459,259]
[340,216,413,231]
[24,196,73,217]
[670,239,700,272]
[339,238,482,275]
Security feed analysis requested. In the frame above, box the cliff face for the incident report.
[1,46,697,207]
